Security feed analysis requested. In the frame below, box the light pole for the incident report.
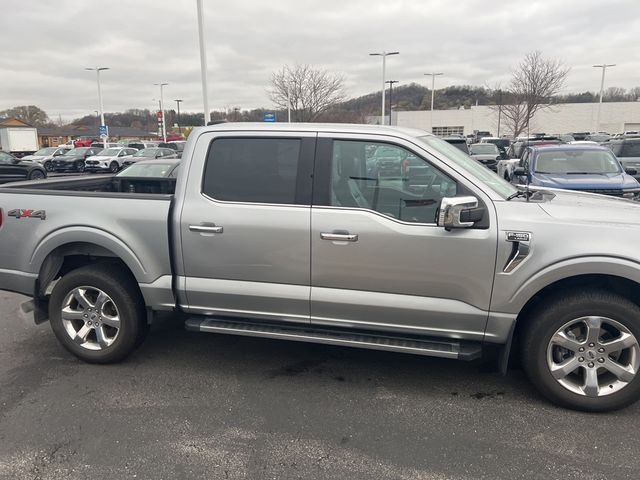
[385,80,398,125]
[424,72,443,133]
[370,51,399,125]
[174,99,183,135]
[287,82,292,123]
[154,83,168,142]
[593,64,616,132]
[85,66,109,147]
[196,0,210,125]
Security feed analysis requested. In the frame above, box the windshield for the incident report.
[65,148,88,155]
[533,149,622,174]
[470,144,499,155]
[96,148,121,156]
[133,149,158,158]
[34,148,57,156]
[417,135,517,198]
[117,163,176,177]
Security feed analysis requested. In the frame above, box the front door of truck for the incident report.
[309,135,498,341]
[178,131,316,324]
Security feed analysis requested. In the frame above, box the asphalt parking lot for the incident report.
[1,290,639,480]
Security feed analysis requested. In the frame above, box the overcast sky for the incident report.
[1,0,639,121]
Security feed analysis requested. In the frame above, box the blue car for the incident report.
[513,145,640,199]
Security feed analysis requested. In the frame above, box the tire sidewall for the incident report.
[524,291,640,412]
[49,266,144,363]
[29,169,45,180]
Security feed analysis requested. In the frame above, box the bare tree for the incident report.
[501,51,570,137]
[0,105,50,126]
[268,64,346,122]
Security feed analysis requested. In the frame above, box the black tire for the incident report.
[109,161,119,173]
[28,169,46,180]
[43,161,53,172]
[521,289,640,412]
[49,264,148,363]
[76,160,85,173]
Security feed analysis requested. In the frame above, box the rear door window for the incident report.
[203,138,302,205]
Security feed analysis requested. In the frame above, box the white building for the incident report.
[389,101,640,137]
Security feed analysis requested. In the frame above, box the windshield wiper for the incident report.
[566,171,592,175]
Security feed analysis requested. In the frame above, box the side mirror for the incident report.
[437,196,479,231]
[625,168,638,176]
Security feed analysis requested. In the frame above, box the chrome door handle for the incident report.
[189,224,224,234]
[320,232,358,242]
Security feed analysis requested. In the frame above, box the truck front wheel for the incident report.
[49,264,148,363]
[522,289,640,412]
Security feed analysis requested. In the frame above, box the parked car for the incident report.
[499,137,563,180]
[479,137,511,157]
[90,142,120,149]
[468,143,501,171]
[511,144,640,198]
[73,136,99,148]
[51,147,103,173]
[371,145,405,177]
[585,133,611,143]
[0,150,46,182]
[121,148,179,167]
[442,136,470,154]
[158,141,186,159]
[118,140,159,150]
[85,147,139,173]
[605,138,640,180]
[118,158,181,178]
[507,136,562,159]
[7,123,640,412]
[164,134,185,142]
[21,146,71,172]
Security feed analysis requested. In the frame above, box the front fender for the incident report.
[507,256,640,312]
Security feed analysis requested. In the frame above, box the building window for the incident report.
[432,126,464,137]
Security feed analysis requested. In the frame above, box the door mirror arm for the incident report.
[437,196,479,231]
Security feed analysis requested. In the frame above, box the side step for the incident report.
[185,318,482,360]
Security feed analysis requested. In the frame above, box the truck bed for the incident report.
[0,175,176,196]
[0,175,175,308]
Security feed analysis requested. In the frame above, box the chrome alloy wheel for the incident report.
[547,316,640,397]
[61,286,121,351]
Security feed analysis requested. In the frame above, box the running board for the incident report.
[185,318,482,360]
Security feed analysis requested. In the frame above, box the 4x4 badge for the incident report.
[7,209,46,220]
[506,231,530,242]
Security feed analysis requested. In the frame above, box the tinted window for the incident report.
[620,142,640,157]
[0,152,14,163]
[203,138,301,204]
[330,140,457,224]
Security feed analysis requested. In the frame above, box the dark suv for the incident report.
[52,147,103,173]
[606,138,640,180]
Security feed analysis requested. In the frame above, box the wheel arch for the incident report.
[505,272,640,371]
[31,228,148,299]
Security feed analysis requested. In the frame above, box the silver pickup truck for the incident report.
[2,123,640,412]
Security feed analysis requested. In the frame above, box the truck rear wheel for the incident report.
[49,264,148,363]
[522,289,640,412]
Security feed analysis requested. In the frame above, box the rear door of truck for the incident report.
[177,130,316,323]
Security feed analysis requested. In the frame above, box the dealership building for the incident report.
[387,101,640,137]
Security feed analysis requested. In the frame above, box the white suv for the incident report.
[85,147,139,173]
